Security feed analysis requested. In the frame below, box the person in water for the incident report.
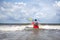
[32,19,39,29]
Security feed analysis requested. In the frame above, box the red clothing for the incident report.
[32,22,39,28]
[33,25,39,28]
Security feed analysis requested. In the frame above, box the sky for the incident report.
[0,0,60,23]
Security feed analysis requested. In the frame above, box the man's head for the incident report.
[35,19,37,21]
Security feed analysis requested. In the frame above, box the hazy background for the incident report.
[0,0,60,24]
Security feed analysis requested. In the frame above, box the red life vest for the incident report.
[32,21,39,28]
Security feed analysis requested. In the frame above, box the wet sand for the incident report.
[0,25,60,40]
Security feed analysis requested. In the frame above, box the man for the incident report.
[32,19,39,29]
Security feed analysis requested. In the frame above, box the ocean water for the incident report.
[0,25,60,31]
[0,25,60,40]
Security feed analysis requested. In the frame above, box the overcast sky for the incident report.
[0,0,60,23]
